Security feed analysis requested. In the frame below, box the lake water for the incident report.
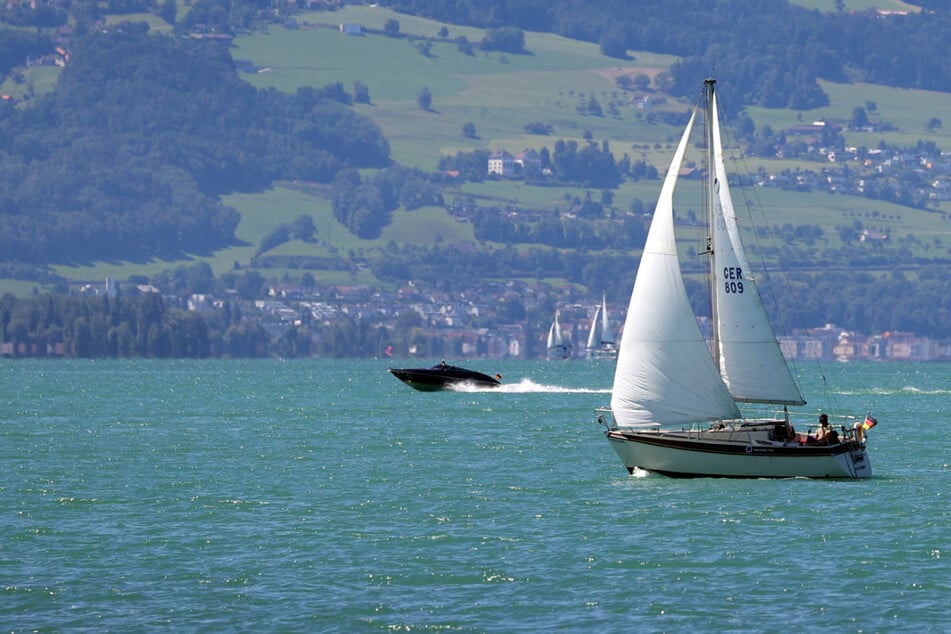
[2,359,948,632]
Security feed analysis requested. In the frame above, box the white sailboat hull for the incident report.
[585,344,617,360]
[605,427,871,479]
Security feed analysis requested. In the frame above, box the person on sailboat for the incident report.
[810,414,838,445]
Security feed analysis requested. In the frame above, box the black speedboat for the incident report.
[388,361,502,391]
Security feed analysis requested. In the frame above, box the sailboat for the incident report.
[547,310,572,360]
[585,294,617,360]
[598,79,875,479]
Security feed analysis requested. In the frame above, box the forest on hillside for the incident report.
[384,0,951,109]
[0,28,390,265]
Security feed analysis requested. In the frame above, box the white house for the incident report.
[487,150,515,176]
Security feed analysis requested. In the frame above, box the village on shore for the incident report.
[205,281,951,362]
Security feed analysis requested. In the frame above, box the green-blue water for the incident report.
[2,359,948,632]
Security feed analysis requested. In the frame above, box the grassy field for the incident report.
[234,6,683,169]
[746,80,951,149]
[104,11,175,33]
[0,65,61,102]
[6,3,951,296]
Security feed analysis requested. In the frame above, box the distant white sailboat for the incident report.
[547,310,572,360]
[598,79,875,479]
[585,294,617,360]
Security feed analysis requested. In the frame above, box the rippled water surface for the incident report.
[2,359,948,632]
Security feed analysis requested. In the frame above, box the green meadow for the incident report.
[0,65,60,101]
[11,3,951,294]
[234,6,683,168]
[746,80,951,150]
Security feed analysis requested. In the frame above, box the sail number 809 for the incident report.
[723,267,744,294]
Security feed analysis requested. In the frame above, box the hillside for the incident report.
[233,7,951,261]
[1,1,951,347]
[0,28,390,268]
[381,0,951,102]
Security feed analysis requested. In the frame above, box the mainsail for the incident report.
[611,109,741,428]
[586,304,602,350]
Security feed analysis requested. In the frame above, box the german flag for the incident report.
[862,414,878,431]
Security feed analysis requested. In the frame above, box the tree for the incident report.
[415,40,433,57]
[158,0,177,24]
[417,86,433,111]
[353,80,370,104]
[523,122,553,135]
[926,117,942,131]
[236,271,265,300]
[586,94,603,117]
[462,122,477,138]
[455,35,474,55]
[292,214,316,241]
[539,146,550,169]
[383,18,400,37]
[850,106,869,129]
[185,262,215,294]
[599,31,627,59]
[256,225,291,256]
[479,27,525,54]
[654,71,674,92]
[397,309,423,328]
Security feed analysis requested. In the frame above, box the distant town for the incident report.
[484,117,951,211]
[253,279,951,362]
[6,276,944,361]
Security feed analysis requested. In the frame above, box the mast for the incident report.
[703,78,720,369]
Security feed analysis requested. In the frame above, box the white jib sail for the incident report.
[548,311,563,348]
[599,294,614,344]
[709,92,805,406]
[611,109,741,427]
[586,304,602,349]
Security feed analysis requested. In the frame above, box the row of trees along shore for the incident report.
[2,254,950,358]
